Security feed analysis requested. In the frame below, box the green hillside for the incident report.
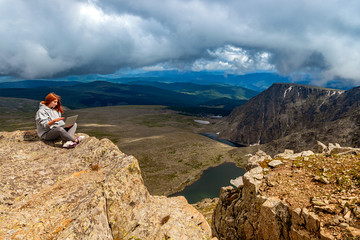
[0,80,258,115]
[126,81,259,100]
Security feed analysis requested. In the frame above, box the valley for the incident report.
[63,105,253,196]
[0,80,259,197]
[2,81,358,200]
[0,98,253,196]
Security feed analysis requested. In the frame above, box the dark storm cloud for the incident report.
[1,0,360,85]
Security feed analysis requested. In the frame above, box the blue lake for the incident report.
[169,162,245,204]
[201,133,246,147]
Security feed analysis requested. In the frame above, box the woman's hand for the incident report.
[48,117,65,126]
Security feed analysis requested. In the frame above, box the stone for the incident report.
[300,150,314,157]
[314,175,330,184]
[23,129,40,141]
[339,223,349,229]
[268,160,284,168]
[243,167,264,194]
[328,143,337,153]
[246,150,272,170]
[0,131,211,239]
[302,208,320,233]
[314,205,336,214]
[259,198,284,239]
[291,208,305,226]
[320,229,335,240]
[346,226,360,237]
[311,198,327,206]
[317,141,328,153]
[230,176,243,188]
[275,149,295,159]
[344,210,351,221]
[289,227,312,240]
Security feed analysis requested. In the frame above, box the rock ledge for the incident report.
[0,130,211,239]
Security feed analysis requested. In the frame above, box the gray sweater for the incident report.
[35,102,65,138]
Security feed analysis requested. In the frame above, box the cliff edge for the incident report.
[212,143,360,239]
[0,131,211,239]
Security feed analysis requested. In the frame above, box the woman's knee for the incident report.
[57,127,67,133]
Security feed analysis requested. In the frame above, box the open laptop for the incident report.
[64,115,78,126]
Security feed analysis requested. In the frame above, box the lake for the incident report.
[169,162,245,204]
[201,133,246,147]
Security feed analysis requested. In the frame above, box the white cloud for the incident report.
[0,0,360,86]
[192,45,275,73]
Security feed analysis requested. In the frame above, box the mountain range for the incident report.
[218,83,360,153]
[0,80,258,116]
[3,76,358,153]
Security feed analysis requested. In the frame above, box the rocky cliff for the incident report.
[219,83,360,153]
[212,143,360,239]
[0,131,211,239]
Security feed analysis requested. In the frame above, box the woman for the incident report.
[35,92,84,148]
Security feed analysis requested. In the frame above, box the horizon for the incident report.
[0,70,355,91]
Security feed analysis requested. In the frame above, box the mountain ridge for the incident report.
[218,82,358,153]
[0,80,257,115]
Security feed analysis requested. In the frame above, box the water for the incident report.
[169,162,245,204]
[201,133,246,147]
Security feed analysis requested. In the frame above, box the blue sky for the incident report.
[1,0,360,86]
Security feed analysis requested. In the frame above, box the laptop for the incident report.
[64,115,78,126]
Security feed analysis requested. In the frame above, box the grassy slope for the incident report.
[0,97,39,131]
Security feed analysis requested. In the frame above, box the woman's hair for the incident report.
[41,92,64,113]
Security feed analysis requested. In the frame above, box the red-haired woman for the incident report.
[35,93,84,148]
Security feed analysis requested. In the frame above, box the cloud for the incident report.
[191,45,275,73]
[1,0,360,86]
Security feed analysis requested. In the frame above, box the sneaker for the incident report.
[63,141,77,148]
[76,136,85,143]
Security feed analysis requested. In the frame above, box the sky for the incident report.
[1,0,360,86]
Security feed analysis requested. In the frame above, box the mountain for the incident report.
[0,80,79,88]
[126,81,259,100]
[0,81,200,107]
[111,71,293,91]
[218,83,360,152]
[0,80,256,115]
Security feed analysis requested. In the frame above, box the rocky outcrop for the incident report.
[212,145,360,239]
[0,131,211,239]
[219,83,360,153]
